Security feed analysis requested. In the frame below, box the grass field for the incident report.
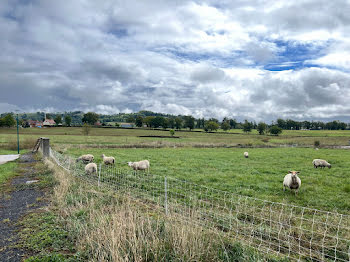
[0,149,20,186]
[1,127,350,213]
[66,147,350,213]
[1,127,350,148]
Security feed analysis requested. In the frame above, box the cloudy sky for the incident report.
[1,0,350,121]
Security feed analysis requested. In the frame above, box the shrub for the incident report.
[169,129,175,137]
[82,124,91,136]
[314,140,320,147]
[269,125,282,136]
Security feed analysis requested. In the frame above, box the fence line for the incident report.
[50,149,350,261]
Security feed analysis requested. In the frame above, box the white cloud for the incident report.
[1,0,350,121]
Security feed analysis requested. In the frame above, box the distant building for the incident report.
[120,123,134,128]
[43,119,56,126]
[28,120,43,128]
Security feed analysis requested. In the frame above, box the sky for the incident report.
[1,0,350,122]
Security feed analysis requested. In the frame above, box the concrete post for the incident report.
[41,137,50,158]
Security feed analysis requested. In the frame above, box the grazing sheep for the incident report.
[85,163,97,175]
[312,159,331,169]
[244,152,249,158]
[128,160,150,172]
[283,171,301,195]
[76,154,94,164]
[101,154,115,165]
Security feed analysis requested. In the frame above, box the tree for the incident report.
[54,115,62,126]
[65,115,72,127]
[144,116,155,128]
[46,114,52,119]
[184,116,195,130]
[257,122,267,135]
[269,125,283,136]
[277,118,286,129]
[242,120,252,133]
[229,119,237,129]
[126,116,134,123]
[205,121,219,132]
[221,121,230,131]
[135,116,143,127]
[151,116,165,128]
[82,123,91,136]
[169,129,175,137]
[175,117,183,130]
[168,118,175,129]
[82,112,99,125]
[3,114,15,127]
[160,118,168,129]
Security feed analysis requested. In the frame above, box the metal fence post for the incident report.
[165,176,168,215]
[98,163,101,187]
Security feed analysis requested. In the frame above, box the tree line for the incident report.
[1,111,349,135]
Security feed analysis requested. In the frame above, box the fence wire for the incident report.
[50,149,350,261]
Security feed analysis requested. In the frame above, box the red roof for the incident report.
[44,119,56,124]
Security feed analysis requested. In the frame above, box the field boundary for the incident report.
[49,148,350,262]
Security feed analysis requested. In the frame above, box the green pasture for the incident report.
[1,127,350,147]
[66,147,350,213]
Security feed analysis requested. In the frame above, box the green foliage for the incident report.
[221,121,230,131]
[64,115,72,127]
[126,116,134,123]
[115,122,120,127]
[269,125,283,136]
[144,116,155,127]
[168,118,175,129]
[81,123,91,136]
[54,115,62,125]
[314,140,320,147]
[205,121,219,132]
[184,116,195,130]
[175,117,183,129]
[1,114,16,127]
[257,122,267,135]
[243,120,252,133]
[169,129,175,136]
[135,116,143,127]
[82,112,99,125]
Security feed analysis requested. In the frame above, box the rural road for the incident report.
[0,155,20,165]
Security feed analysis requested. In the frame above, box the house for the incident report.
[28,120,43,128]
[43,119,56,126]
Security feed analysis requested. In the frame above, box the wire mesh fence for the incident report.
[50,149,350,261]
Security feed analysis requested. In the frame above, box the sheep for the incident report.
[85,163,97,175]
[128,160,150,172]
[312,159,331,169]
[76,154,94,164]
[283,171,301,195]
[101,154,115,165]
[244,152,249,158]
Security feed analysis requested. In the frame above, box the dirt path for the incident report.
[0,153,47,262]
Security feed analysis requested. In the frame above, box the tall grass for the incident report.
[46,159,283,261]
[1,136,37,150]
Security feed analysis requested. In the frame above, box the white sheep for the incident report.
[101,154,115,165]
[85,163,97,175]
[244,152,249,158]
[76,154,94,164]
[128,160,150,172]
[312,159,331,169]
[283,171,301,195]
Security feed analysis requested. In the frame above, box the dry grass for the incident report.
[45,159,279,262]
[1,136,38,150]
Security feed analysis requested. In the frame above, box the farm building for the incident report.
[28,120,43,128]
[43,119,56,127]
